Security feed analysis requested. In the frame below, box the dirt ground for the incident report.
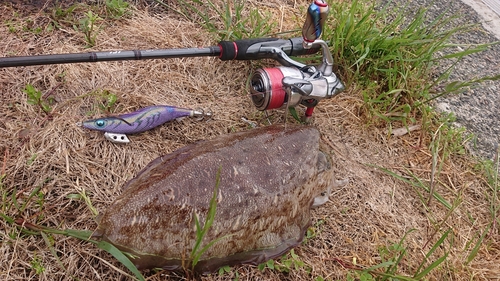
[0,0,499,280]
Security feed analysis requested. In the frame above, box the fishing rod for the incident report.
[1,0,344,123]
[0,37,319,67]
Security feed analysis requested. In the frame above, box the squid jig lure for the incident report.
[78,105,212,144]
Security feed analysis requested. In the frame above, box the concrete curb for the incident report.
[461,0,500,39]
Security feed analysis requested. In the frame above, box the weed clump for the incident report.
[325,0,493,127]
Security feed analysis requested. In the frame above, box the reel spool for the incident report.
[250,67,307,111]
[249,65,344,117]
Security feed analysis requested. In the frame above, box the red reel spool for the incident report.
[263,68,287,110]
[250,67,287,111]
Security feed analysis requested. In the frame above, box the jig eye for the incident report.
[95,119,106,127]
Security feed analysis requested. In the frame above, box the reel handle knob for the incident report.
[302,0,329,43]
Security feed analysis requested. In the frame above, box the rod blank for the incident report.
[0,46,221,68]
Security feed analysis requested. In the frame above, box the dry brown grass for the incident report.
[1,1,499,280]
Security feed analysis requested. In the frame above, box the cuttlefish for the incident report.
[94,124,344,273]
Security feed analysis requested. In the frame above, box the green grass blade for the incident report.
[466,225,489,265]
[364,261,395,271]
[193,234,233,267]
[440,45,489,59]
[384,248,406,277]
[407,169,452,209]
[97,240,145,281]
[414,254,448,280]
[63,229,94,241]
[41,232,71,276]
[371,272,416,281]
[373,165,452,209]
[11,221,145,281]
[194,212,202,237]
[152,0,189,20]
[20,185,41,212]
[191,166,222,268]
[288,107,301,122]
[0,213,14,224]
[384,228,415,276]
[414,229,450,276]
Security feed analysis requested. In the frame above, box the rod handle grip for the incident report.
[218,37,321,61]
[218,38,281,61]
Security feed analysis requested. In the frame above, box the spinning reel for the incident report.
[249,0,344,121]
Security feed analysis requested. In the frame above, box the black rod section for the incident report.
[0,46,221,68]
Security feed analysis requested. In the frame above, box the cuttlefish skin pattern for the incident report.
[94,124,333,273]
